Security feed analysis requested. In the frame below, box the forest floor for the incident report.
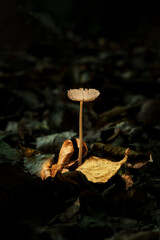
[1,27,160,240]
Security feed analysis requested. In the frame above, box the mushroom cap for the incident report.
[67,88,100,102]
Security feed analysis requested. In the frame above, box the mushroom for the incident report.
[67,88,100,166]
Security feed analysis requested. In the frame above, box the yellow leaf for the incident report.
[77,149,129,183]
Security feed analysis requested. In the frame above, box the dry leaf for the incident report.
[51,139,88,177]
[51,140,74,177]
[77,149,129,183]
[0,140,21,165]
[91,142,150,168]
[24,154,54,180]
[91,143,138,158]
[132,162,147,169]
[20,144,40,157]
[36,131,76,154]
[121,174,134,190]
[96,105,131,128]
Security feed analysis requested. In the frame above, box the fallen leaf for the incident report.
[5,121,18,133]
[137,99,160,125]
[121,174,134,190]
[0,140,21,165]
[91,143,138,158]
[96,105,139,128]
[51,139,88,177]
[91,142,150,168]
[24,153,54,180]
[19,144,40,157]
[51,140,74,177]
[77,149,129,183]
[106,216,144,232]
[36,131,77,154]
[132,162,147,169]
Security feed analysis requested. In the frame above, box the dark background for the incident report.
[0,0,160,99]
[1,0,160,53]
[1,0,160,129]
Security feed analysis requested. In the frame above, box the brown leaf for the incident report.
[51,140,74,177]
[77,149,129,183]
[51,139,88,177]
[121,174,134,190]
[91,142,150,167]
[19,144,40,158]
[130,153,153,169]
[132,162,147,169]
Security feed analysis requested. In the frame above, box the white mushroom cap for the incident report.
[67,88,100,102]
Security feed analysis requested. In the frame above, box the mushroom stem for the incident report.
[78,100,83,166]
[67,88,100,166]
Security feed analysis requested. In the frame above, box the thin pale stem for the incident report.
[78,100,83,166]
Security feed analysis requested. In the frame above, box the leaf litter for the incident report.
[51,138,88,177]
[77,149,129,183]
[1,27,160,240]
[0,121,155,239]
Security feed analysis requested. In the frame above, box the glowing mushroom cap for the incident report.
[67,88,100,102]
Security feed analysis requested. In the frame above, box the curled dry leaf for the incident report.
[51,139,88,177]
[51,140,74,177]
[77,148,129,183]
[91,142,136,159]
